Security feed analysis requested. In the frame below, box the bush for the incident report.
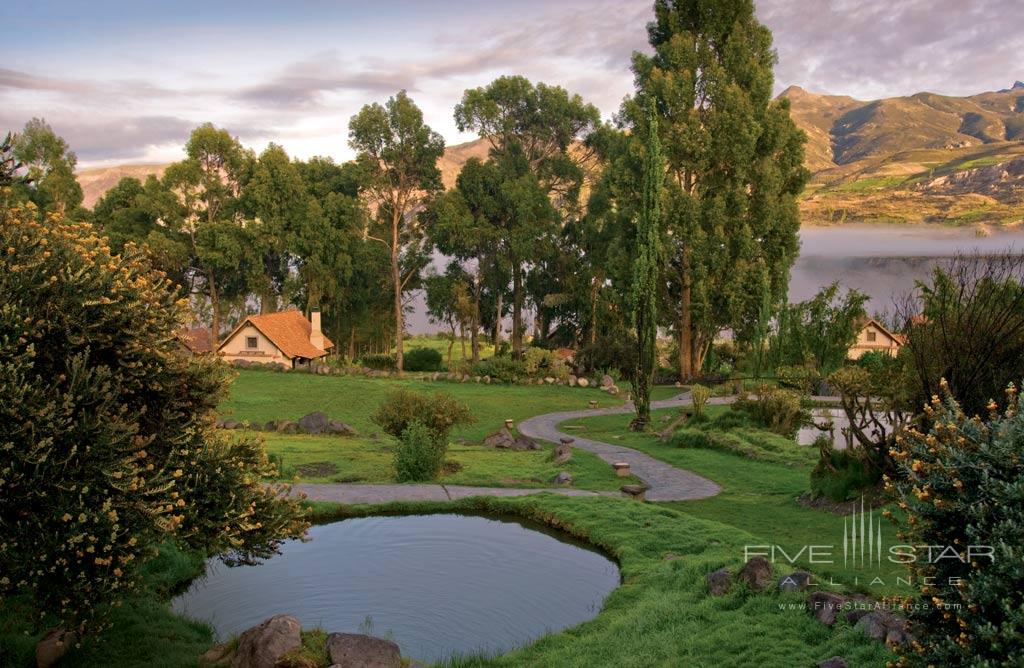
[0,208,308,638]
[810,448,881,501]
[359,353,396,370]
[523,347,569,380]
[690,384,711,417]
[392,421,446,482]
[887,383,1024,666]
[470,356,526,383]
[577,335,636,379]
[403,347,443,372]
[370,389,474,446]
[731,386,806,438]
[775,364,820,394]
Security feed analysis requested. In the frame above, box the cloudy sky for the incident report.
[3,0,1021,167]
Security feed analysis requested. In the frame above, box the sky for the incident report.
[2,0,1022,168]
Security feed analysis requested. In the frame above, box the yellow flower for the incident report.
[62,513,72,522]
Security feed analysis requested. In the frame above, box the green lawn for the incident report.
[568,407,911,598]
[222,369,627,489]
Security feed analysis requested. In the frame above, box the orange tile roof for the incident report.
[181,327,213,353]
[221,310,334,360]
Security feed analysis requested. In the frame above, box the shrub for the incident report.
[775,364,820,394]
[887,382,1024,666]
[359,353,396,370]
[523,347,569,380]
[370,389,474,447]
[576,335,636,379]
[392,421,446,482]
[0,207,308,638]
[403,346,443,372]
[731,386,806,438]
[810,448,881,501]
[470,356,526,383]
[690,384,711,417]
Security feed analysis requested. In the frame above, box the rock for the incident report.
[198,643,234,667]
[620,483,649,500]
[855,611,891,642]
[36,627,75,668]
[674,381,683,388]
[817,658,847,668]
[553,438,573,464]
[778,570,812,591]
[845,608,870,625]
[263,420,278,432]
[220,419,239,430]
[554,471,573,485]
[577,377,589,388]
[231,615,301,668]
[483,427,539,451]
[275,420,299,434]
[569,375,578,387]
[326,420,357,436]
[706,568,732,596]
[601,374,614,388]
[297,411,329,434]
[326,633,402,668]
[807,591,847,626]
[607,385,620,395]
[544,376,555,384]
[736,556,772,591]
[483,375,491,384]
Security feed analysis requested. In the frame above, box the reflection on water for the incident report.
[172,514,620,663]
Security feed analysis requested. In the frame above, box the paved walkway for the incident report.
[295,391,725,504]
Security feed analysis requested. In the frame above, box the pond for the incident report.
[172,513,620,663]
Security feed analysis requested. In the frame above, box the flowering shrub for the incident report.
[886,381,1024,666]
[0,205,308,639]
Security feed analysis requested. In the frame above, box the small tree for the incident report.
[886,382,1024,666]
[0,205,308,642]
[370,389,474,481]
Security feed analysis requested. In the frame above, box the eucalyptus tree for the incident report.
[163,123,256,343]
[349,91,445,371]
[11,118,83,217]
[454,76,600,357]
[632,0,808,378]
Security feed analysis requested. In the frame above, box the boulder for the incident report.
[553,438,573,464]
[36,628,75,668]
[220,419,239,430]
[778,571,813,592]
[607,385,620,395]
[601,374,614,388]
[568,375,578,387]
[807,591,847,626]
[326,420,357,436]
[483,427,540,451]
[817,658,848,668]
[706,568,732,596]
[263,420,278,432]
[554,471,573,485]
[577,377,590,388]
[198,643,234,667]
[544,376,555,384]
[845,608,870,625]
[326,633,402,668]
[736,556,772,591]
[231,615,301,668]
[855,610,910,646]
[620,483,649,500]
[297,411,329,434]
[275,420,299,434]
[483,375,491,384]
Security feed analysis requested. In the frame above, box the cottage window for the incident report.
[246,336,258,349]
[866,330,877,342]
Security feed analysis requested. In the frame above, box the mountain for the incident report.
[77,82,1024,225]
[781,83,1024,225]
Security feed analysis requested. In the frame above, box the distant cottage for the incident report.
[847,318,904,359]
[218,308,333,369]
[180,327,214,355]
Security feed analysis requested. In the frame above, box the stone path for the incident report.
[517,392,723,501]
[295,391,725,504]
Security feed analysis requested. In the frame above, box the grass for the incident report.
[306,495,892,667]
[567,407,913,598]
[263,432,633,490]
[0,543,213,668]
[403,334,496,365]
[222,369,628,490]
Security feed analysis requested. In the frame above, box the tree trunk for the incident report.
[679,248,694,380]
[471,269,481,363]
[459,322,467,360]
[391,212,404,372]
[348,325,356,361]
[447,326,455,368]
[493,291,503,346]
[512,264,523,358]
[208,270,221,347]
[589,272,601,345]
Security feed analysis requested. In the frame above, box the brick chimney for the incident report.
[309,306,325,351]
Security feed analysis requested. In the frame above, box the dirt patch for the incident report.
[294,461,339,477]
[441,461,464,474]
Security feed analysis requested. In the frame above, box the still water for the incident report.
[172,513,620,663]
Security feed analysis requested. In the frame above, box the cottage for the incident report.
[847,318,904,359]
[180,327,213,355]
[218,308,333,369]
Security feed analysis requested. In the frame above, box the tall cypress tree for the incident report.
[630,102,664,431]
